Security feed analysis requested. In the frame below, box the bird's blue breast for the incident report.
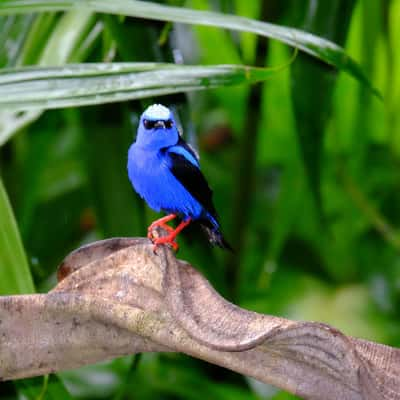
[128,144,203,219]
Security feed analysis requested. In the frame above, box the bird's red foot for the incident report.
[147,214,177,240]
[149,217,192,253]
[152,234,179,252]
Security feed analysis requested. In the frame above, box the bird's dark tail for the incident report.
[200,222,233,252]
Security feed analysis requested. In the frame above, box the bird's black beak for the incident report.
[154,120,165,129]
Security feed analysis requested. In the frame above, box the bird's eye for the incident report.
[143,119,154,129]
[165,119,173,129]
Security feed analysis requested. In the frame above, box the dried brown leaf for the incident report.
[0,237,399,399]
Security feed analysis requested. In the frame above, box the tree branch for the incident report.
[0,237,399,399]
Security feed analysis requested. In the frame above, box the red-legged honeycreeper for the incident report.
[127,104,231,251]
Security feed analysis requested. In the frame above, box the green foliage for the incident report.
[0,0,379,93]
[1,0,400,399]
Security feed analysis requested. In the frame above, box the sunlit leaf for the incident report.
[0,62,281,110]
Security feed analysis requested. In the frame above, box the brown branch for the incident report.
[0,237,399,399]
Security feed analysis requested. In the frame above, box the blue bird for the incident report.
[127,104,231,251]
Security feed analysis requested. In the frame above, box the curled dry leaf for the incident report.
[0,237,399,399]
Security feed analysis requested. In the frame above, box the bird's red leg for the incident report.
[152,218,192,252]
[147,214,177,239]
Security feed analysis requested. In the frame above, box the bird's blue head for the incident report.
[135,104,179,149]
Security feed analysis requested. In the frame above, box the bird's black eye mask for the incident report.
[143,119,174,129]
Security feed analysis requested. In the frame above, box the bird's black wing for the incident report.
[162,140,232,251]
[175,136,200,165]
[162,144,218,219]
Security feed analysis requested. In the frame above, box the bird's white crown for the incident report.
[144,104,171,120]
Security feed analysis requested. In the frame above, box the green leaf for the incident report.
[38,9,95,65]
[0,177,34,294]
[0,0,378,94]
[16,374,74,400]
[291,0,357,220]
[16,13,59,65]
[0,62,281,110]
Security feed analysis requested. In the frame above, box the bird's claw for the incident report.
[150,235,179,253]
[147,214,177,241]
[147,215,189,253]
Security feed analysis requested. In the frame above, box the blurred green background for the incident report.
[0,0,399,399]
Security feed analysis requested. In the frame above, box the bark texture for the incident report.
[0,237,399,399]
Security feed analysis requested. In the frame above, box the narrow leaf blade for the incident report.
[0,178,34,294]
